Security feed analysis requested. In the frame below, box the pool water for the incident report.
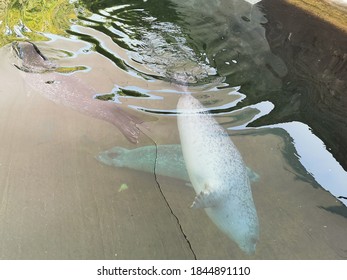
[0,0,346,259]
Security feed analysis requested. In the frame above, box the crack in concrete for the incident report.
[152,140,197,260]
[136,124,197,259]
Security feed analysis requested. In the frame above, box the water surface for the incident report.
[0,0,347,259]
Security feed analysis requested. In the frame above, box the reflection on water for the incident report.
[0,0,76,45]
[11,41,58,73]
[233,113,347,206]
[132,20,220,85]
[261,0,347,175]
[10,41,144,143]
[267,122,347,206]
[0,0,347,259]
[171,0,288,91]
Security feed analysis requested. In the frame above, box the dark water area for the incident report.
[261,0,347,173]
[1,0,347,259]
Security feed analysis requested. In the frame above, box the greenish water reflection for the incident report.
[0,0,76,46]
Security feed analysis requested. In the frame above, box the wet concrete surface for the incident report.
[0,1,347,259]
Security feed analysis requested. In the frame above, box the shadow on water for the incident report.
[319,205,347,219]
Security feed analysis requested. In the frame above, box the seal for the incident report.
[11,41,143,143]
[97,145,189,180]
[177,94,259,255]
[97,144,259,183]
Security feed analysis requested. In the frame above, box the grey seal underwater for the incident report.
[97,144,259,183]
[11,41,143,143]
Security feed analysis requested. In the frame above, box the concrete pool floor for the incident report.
[0,59,346,259]
[0,0,347,260]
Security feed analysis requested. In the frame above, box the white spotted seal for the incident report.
[177,94,259,255]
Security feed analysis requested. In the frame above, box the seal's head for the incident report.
[11,41,57,73]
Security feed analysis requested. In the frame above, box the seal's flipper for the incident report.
[246,167,260,183]
[97,146,128,167]
[190,184,224,209]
